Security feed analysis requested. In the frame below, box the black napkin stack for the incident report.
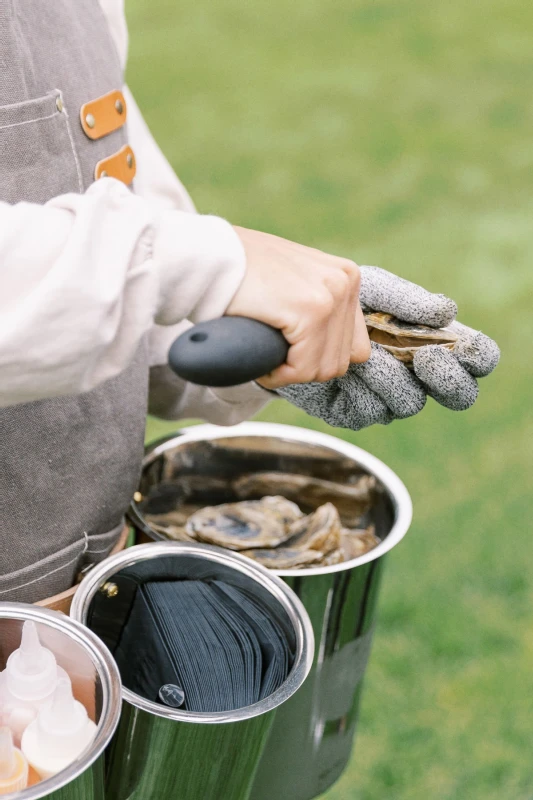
[114,579,293,713]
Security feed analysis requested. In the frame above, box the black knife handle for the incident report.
[168,317,289,387]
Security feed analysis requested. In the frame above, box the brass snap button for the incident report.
[100,582,119,598]
[126,153,134,168]
[56,96,64,113]
[85,113,96,129]
[115,99,124,115]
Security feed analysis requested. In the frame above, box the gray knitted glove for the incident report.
[277,266,500,431]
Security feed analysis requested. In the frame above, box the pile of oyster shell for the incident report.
[144,471,380,569]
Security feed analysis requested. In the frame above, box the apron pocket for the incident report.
[83,521,125,567]
[0,89,83,203]
[0,536,87,604]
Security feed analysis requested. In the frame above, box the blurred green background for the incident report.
[128,1,532,797]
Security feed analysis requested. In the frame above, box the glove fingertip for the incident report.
[430,383,479,411]
[413,345,479,411]
[455,332,500,377]
[393,386,427,419]
[425,295,458,328]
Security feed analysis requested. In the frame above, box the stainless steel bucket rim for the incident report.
[0,602,121,800]
[139,421,413,577]
[70,541,315,725]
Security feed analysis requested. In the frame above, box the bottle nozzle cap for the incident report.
[0,728,15,779]
[18,622,45,675]
[6,621,59,701]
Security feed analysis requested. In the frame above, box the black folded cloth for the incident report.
[114,579,292,713]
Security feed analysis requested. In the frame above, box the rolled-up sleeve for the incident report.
[0,179,247,407]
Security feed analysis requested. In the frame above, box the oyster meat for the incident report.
[340,525,380,561]
[285,503,341,554]
[241,548,324,569]
[185,496,300,550]
[233,472,376,525]
[364,312,459,366]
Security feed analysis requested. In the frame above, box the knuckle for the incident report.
[331,272,350,296]
[297,369,318,384]
[317,365,340,382]
[351,339,372,364]
[312,290,335,318]
[338,357,351,377]
[341,259,360,287]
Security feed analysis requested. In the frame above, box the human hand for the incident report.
[226,227,371,388]
[277,265,500,430]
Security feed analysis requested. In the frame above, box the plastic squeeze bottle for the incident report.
[0,621,70,746]
[22,678,97,780]
[0,727,28,794]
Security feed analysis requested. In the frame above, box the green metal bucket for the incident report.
[0,603,121,800]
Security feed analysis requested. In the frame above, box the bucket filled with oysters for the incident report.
[141,462,379,570]
[130,422,412,800]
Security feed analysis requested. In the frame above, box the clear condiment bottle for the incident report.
[0,621,70,746]
[0,727,29,794]
[21,678,97,781]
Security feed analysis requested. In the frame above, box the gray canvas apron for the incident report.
[0,0,148,603]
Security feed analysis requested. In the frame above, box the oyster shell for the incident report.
[185,496,300,550]
[257,495,304,526]
[285,503,341,554]
[145,505,203,542]
[233,472,376,525]
[146,472,235,508]
[340,525,380,560]
[321,548,345,566]
[365,311,459,366]
[146,506,202,528]
[241,548,324,569]
[364,312,459,365]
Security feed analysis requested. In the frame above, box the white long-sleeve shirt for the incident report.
[0,0,271,423]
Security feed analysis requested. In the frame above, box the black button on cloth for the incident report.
[113,579,292,713]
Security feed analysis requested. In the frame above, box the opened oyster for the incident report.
[364,311,459,366]
[186,496,302,550]
[233,472,376,525]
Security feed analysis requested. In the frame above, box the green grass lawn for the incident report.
[129,1,532,797]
